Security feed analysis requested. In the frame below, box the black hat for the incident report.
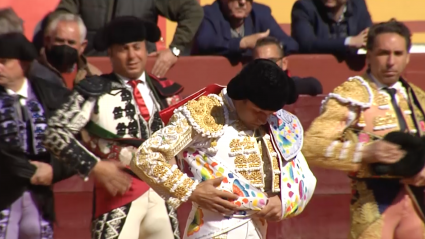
[93,16,161,51]
[0,33,38,61]
[227,59,298,111]
[372,131,425,177]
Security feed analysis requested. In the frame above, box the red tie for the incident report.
[127,80,150,121]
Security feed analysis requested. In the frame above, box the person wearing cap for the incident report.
[0,33,75,238]
[130,58,317,238]
[43,16,184,239]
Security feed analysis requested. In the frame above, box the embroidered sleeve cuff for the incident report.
[59,138,99,179]
[168,166,199,202]
[352,143,365,163]
[320,140,363,172]
[325,140,364,163]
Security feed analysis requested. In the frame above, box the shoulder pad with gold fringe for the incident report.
[175,94,226,138]
[327,76,373,109]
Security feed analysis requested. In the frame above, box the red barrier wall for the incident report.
[53,54,425,239]
[88,54,425,96]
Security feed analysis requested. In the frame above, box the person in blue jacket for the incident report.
[193,0,298,62]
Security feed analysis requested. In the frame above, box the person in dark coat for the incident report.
[193,0,299,62]
[0,32,75,239]
[291,0,372,59]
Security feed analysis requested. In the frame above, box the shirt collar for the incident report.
[368,72,402,91]
[6,78,29,98]
[116,72,146,84]
[222,88,240,122]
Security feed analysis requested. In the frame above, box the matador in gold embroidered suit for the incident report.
[130,59,317,239]
[303,20,425,239]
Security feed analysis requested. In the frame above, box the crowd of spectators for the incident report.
[1,0,377,96]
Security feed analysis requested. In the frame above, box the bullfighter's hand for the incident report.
[189,177,239,214]
[255,194,282,221]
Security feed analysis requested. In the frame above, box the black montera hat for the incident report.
[372,131,425,177]
[0,33,37,61]
[93,16,161,51]
[227,58,298,111]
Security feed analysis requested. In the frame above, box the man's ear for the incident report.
[281,57,288,71]
[44,35,51,47]
[79,39,88,55]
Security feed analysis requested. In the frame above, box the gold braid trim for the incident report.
[410,83,425,105]
[304,76,375,172]
[131,112,198,204]
[328,76,373,109]
[349,181,383,239]
[178,95,226,139]
[303,98,362,172]
[409,83,425,135]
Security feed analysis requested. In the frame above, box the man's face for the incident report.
[253,44,288,70]
[321,0,347,8]
[367,33,410,86]
[45,21,86,55]
[109,41,147,79]
[0,58,25,87]
[234,99,274,130]
[221,0,252,19]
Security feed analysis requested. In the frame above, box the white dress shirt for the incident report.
[6,78,33,106]
[117,72,155,117]
[369,73,407,103]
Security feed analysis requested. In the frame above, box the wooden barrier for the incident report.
[88,54,425,96]
[53,55,425,239]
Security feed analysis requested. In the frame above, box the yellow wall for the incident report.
[164,0,425,46]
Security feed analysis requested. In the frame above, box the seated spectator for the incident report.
[253,37,323,96]
[0,8,23,34]
[193,0,298,62]
[29,13,101,89]
[48,0,204,77]
[291,0,372,59]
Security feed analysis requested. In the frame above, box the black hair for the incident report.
[366,18,411,51]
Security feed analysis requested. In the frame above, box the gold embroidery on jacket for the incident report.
[303,76,373,172]
[229,136,265,189]
[131,112,197,204]
[375,92,390,109]
[372,113,397,130]
[349,181,382,239]
[185,95,225,136]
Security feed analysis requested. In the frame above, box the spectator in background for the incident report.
[29,13,101,89]
[49,0,204,77]
[0,8,23,34]
[0,32,75,239]
[253,37,323,96]
[193,0,298,62]
[291,0,372,59]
